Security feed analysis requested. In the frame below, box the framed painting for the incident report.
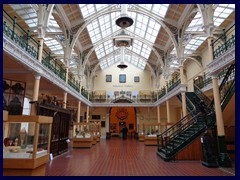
[106,75,112,82]
[134,76,140,82]
[119,74,126,83]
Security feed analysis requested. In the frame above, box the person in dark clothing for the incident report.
[122,125,128,139]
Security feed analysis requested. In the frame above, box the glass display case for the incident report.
[72,122,93,148]
[138,124,145,142]
[92,121,101,142]
[3,115,53,176]
[141,123,161,146]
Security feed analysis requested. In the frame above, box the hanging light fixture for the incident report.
[116,4,134,28]
[117,46,128,70]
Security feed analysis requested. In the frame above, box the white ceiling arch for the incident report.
[70,4,178,59]
[90,48,157,79]
[82,33,163,73]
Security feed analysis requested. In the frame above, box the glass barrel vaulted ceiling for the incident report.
[5,4,235,75]
[79,4,167,70]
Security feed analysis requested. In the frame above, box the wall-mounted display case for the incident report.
[72,122,93,148]
[3,115,52,176]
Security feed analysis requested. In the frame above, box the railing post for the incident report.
[222,29,227,51]
[210,39,214,59]
[37,40,40,61]
[3,21,6,32]
[11,16,17,40]
[25,30,30,51]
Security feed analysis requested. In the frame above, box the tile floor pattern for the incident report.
[46,137,234,176]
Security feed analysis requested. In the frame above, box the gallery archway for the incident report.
[109,107,137,137]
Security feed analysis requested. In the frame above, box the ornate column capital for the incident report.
[34,74,41,80]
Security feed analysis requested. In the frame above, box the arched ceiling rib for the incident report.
[4,4,235,77]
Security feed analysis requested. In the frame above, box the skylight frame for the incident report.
[79,4,167,70]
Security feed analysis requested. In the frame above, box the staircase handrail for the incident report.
[209,64,235,108]
[194,84,212,108]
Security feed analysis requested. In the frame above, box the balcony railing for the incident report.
[3,10,75,91]
[42,51,67,81]
[167,78,181,92]
[195,64,235,90]
[211,24,235,60]
[68,75,80,92]
[3,10,40,60]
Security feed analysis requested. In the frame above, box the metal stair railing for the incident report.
[157,112,202,153]
[194,84,212,108]
[157,96,196,151]
[209,64,235,108]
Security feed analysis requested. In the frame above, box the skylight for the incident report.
[9,4,38,28]
[125,55,146,70]
[213,4,235,26]
[44,37,64,55]
[139,4,169,18]
[79,4,168,70]
[100,56,119,70]
[184,4,234,56]
[79,4,108,18]
[9,4,63,56]
[184,37,207,54]
[186,12,202,32]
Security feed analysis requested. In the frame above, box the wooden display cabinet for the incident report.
[3,110,9,139]
[138,123,162,145]
[144,135,158,146]
[37,104,70,157]
[3,115,53,176]
[72,122,93,148]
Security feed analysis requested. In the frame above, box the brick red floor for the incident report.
[45,137,235,176]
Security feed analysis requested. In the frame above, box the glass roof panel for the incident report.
[139,4,169,18]
[79,4,166,70]
[186,12,202,32]
[184,4,234,58]
[79,4,108,18]
[213,4,235,26]
[184,36,207,54]
[44,37,64,55]
[9,4,63,56]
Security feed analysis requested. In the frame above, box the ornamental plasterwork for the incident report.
[207,47,235,76]
[71,21,85,34]
[163,21,178,35]
[183,34,193,45]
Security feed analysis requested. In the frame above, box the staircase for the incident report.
[157,64,235,161]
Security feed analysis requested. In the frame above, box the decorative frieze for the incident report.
[207,46,235,76]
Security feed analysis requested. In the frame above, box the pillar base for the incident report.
[218,153,232,167]
[218,135,232,167]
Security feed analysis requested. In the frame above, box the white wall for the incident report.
[93,62,152,92]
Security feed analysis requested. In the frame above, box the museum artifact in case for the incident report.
[3,115,53,176]
[72,122,94,148]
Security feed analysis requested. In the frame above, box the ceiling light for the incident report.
[117,46,128,70]
[115,4,134,28]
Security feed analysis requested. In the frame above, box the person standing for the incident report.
[122,125,128,139]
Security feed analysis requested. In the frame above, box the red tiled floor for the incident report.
[45,137,235,176]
